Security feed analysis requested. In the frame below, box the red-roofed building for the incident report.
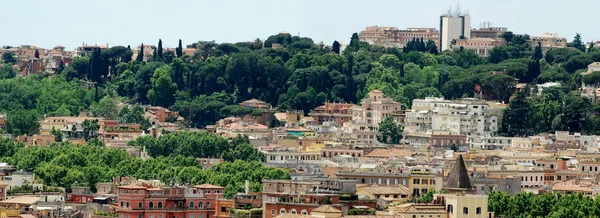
[308,103,355,127]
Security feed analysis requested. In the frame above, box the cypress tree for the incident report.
[332,40,340,54]
[157,39,163,59]
[533,41,543,61]
[176,39,183,57]
[136,44,144,62]
[152,47,158,61]
[34,50,40,59]
[589,41,595,53]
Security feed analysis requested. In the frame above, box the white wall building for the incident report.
[405,97,502,137]
[440,6,471,51]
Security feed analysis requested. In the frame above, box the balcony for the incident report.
[166,207,187,211]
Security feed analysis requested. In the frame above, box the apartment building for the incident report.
[116,184,224,218]
[470,27,507,39]
[359,26,440,49]
[342,90,402,144]
[405,97,502,137]
[308,103,355,127]
[440,8,471,51]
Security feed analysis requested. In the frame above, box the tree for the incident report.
[90,96,119,119]
[157,39,163,59]
[57,60,65,73]
[34,50,40,59]
[82,119,100,141]
[426,40,438,54]
[568,33,585,52]
[136,43,144,62]
[332,40,340,54]
[500,92,533,137]
[588,41,596,53]
[2,52,16,64]
[50,127,63,142]
[6,110,40,136]
[0,64,16,79]
[176,39,183,57]
[147,65,178,107]
[377,116,403,144]
[533,41,543,61]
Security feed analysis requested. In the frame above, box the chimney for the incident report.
[245,180,250,194]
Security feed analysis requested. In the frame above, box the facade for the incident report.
[239,99,272,110]
[471,176,521,195]
[439,8,471,51]
[453,38,507,57]
[39,116,102,135]
[98,120,143,146]
[470,27,507,39]
[430,134,467,147]
[342,90,402,144]
[116,184,225,218]
[405,98,502,137]
[530,33,567,49]
[308,103,355,127]
[262,180,342,218]
[358,26,440,49]
[437,194,493,218]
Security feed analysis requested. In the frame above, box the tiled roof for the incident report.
[445,154,473,189]
[364,149,414,158]
[362,185,410,195]
[311,205,342,213]
[194,184,224,189]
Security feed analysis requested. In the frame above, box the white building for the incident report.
[534,82,561,95]
[405,97,502,137]
[341,90,402,144]
[3,171,43,191]
[440,5,471,51]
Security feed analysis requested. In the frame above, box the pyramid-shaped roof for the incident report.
[446,154,472,189]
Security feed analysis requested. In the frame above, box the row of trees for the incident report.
[0,137,287,197]
[128,132,265,162]
[489,191,600,218]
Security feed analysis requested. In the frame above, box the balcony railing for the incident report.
[166,207,187,211]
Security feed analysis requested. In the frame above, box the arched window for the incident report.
[447,205,453,213]
[301,210,308,215]
[138,214,143,218]
[198,201,203,209]
[126,202,130,208]
[189,201,195,209]
[280,209,286,214]
[158,202,163,209]
[149,202,154,209]
[290,209,297,214]
[206,202,210,208]
[149,215,154,218]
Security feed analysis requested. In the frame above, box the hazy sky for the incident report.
[1,0,597,50]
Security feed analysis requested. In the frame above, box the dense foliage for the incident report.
[489,191,600,218]
[1,32,599,134]
[128,132,265,162]
[0,137,286,197]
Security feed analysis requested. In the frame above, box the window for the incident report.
[301,210,308,215]
[190,215,195,218]
[476,207,481,214]
[139,202,143,209]
[447,205,453,213]
[413,179,420,184]
[280,209,286,214]
[206,202,210,208]
[291,209,297,214]
[138,214,142,218]
[221,207,227,213]
[150,215,154,218]
[199,201,203,209]
[158,202,163,209]
[158,215,162,218]
[120,201,123,207]
[205,190,211,194]
[271,210,275,216]
[126,202,130,208]
[190,201,195,209]
[149,202,154,209]
[463,207,468,214]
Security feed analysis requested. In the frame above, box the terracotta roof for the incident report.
[362,185,410,195]
[311,205,342,213]
[369,90,383,94]
[394,203,447,214]
[274,214,311,218]
[118,184,147,189]
[445,154,473,189]
[0,196,40,205]
[241,98,268,104]
[194,184,224,189]
[364,149,414,158]
[274,113,287,121]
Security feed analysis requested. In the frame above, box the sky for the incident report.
[1,0,598,50]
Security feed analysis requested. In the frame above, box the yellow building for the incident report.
[408,174,443,197]
[0,207,20,218]
[438,194,493,218]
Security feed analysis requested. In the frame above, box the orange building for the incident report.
[116,184,224,218]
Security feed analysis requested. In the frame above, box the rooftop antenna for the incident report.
[455,0,461,16]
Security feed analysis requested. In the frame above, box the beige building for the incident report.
[359,26,440,49]
[530,33,567,49]
[453,38,507,57]
[342,90,402,144]
[356,185,410,203]
[436,194,493,218]
[39,115,103,135]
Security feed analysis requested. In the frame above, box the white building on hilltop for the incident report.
[440,4,471,51]
[405,97,503,137]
